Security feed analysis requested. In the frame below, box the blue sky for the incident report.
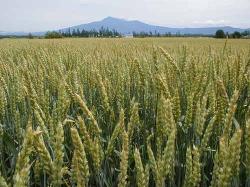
[0,0,250,32]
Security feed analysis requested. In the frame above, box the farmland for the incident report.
[0,37,249,187]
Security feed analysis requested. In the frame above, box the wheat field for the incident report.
[0,38,249,187]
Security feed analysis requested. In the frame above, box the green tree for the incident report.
[231,31,241,38]
[215,30,226,38]
[28,33,33,39]
[45,31,63,39]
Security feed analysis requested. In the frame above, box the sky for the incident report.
[0,0,250,32]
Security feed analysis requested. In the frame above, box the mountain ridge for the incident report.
[59,17,250,35]
[1,17,249,36]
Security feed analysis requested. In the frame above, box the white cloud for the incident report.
[205,20,226,24]
[192,20,229,27]
[79,0,99,3]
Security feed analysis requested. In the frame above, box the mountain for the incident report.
[61,17,249,35]
[0,31,29,36]
[0,31,44,36]
[1,17,249,36]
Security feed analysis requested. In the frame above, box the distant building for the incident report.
[123,33,134,38]
[243,35,250,39]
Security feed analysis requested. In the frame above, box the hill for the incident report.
[1,17,249,36]
[61,17,248,35]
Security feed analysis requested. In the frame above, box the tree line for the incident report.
[1,28,249,39]
[215,29,250,38]
[133,30,250,38]
[45,27,121,38]
[132,31,172,37]
[131,31,213,38]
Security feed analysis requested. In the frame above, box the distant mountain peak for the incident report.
[102,16,122,21]
[66,17,248,35]
[1,17,249,36]
[101,16,127,23]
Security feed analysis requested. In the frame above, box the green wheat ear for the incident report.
[134,148,149,187]
[246,119,250,177]
[0,173,8,187]
[118,130,129,187]
[70,127,90,187]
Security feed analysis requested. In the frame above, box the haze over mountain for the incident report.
[1,17,249,36]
